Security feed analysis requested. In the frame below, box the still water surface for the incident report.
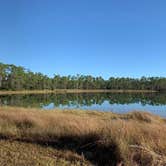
[0,93,166,117]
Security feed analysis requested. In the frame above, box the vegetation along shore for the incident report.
[0,89,157,95]
[0,107,166,166]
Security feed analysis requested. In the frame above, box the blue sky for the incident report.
[0,0,165,79]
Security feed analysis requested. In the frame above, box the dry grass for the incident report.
[0,107,166,166]
[0,89,157,95]
[0,140,88,166]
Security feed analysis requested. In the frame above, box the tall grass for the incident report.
[0,107,166,165]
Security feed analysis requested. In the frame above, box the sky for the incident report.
[0,0,165,79]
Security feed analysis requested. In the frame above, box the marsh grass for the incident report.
[0,89,157,95]
[0,107,166,165]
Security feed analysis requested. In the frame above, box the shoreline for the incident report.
[0,89,157,95]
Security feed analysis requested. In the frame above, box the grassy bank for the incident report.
[0,107,166,166]
[0,89,157,95]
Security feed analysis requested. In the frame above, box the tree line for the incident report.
[0,62,166,91]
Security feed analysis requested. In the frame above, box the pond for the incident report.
[0,92,166,117]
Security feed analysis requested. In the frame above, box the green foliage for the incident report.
[0,62,166,91]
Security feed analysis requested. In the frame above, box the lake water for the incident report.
[0,93,166,117]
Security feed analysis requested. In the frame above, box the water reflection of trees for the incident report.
[0,93,166,108]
